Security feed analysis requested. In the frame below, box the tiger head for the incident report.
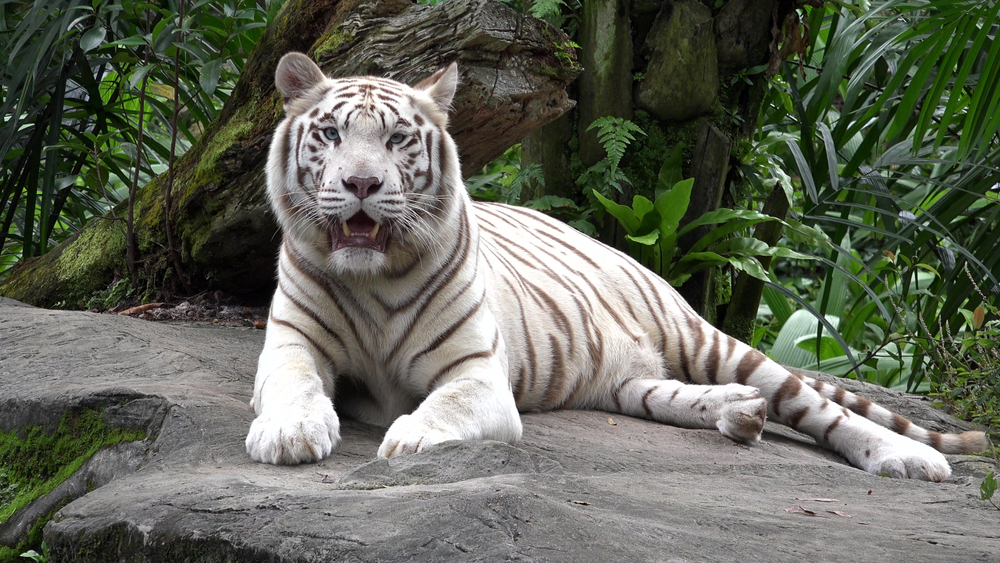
[267,53,461,275]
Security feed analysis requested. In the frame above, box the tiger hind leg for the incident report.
[611,378,768,444]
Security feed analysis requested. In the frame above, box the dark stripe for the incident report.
[677,333,693,382]
[409,296,485,364]
[928,431,943,450]
[611,378,632,412]
[268,318,336,371]
[704,330,721,384]
[540,335,567,410]
[735,351,765,384]
[619,265,669,355]
[850,397,872,417]
[823,414,843,443]
[277,265,348,355]
[478,215,639,340]
[510,281,537,404]
[833,387,846,405]
[284,243,366,352]
[392,207,470,312]
[521,277,576,358]
[640,387,655,418]
[787,407,809,429]
[890,413,911,436]
[426,329,500,392]
[513,364,525,404]
[477,203,601,268]
[560,326,605,409]
[771,376,802,418]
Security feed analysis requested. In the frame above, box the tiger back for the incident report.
[245,53,987,481]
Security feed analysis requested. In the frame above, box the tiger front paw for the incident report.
[245,395,341,465]
[377,414,460,458]
[716,385,767,444]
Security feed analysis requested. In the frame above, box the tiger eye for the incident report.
[389,132,404,144]
[323,127,339,141]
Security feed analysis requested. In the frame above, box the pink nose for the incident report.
[343,176,382,200]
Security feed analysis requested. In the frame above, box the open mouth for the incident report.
[331,211,389,253]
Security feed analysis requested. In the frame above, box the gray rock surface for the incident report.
[0,297,997,562]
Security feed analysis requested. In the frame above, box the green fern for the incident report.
[529,0,566,21]
[578,117,645,196]
[588,117,645,173]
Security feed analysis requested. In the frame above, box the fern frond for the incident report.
[586,116,646,173]
[529,0,566,20]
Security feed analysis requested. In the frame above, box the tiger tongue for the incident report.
[332,211,388,252]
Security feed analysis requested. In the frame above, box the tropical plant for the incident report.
[747,0,1000,395]
[0,0,279,280]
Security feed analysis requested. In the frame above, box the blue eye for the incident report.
[389,132,404,144]
[323,127,339,141]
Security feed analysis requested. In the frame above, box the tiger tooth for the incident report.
[370,223,380,238]
[342,222,351,237]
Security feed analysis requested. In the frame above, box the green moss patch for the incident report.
[0,218,127,309]
[0,408,146,562]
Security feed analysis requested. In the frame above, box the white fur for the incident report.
[246,55,978,482]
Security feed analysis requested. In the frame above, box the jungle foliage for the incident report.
[0,0,278,278]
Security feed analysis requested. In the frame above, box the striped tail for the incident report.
[793,370,989,454]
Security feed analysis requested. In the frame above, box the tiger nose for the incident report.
[343,176,382,200]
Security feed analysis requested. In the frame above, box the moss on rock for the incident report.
[0,408,146,562]
[0,218,128,309]
[313,28,355,61]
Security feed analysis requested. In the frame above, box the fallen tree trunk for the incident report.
[0,0,579,309]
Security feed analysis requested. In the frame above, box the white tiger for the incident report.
[245,52,987,481]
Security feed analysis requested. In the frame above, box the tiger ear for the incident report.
[275,52,327,103]
[413,62,458,113]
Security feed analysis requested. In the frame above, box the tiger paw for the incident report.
[245,395,341,465]
[860,431,951,481]
[716,385,767,444]
[377,414,460,458]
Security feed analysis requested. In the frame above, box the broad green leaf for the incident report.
[592,189,639,234]
[794,334,849,362]
[981,473,997,501]
[770,309,841,368]
[797,355,876,379]
[711,237,769,256]
[627,231,659,246]
[79,26,105,53]
[724,255,769,281]
[676,208,774,238]
[762,283,794,327]
[653,178,694,236]
[632,195,654,222]
[200,58,223,97]
[816,122,839,192]
[524,195,577,211]
[656,144,684,198]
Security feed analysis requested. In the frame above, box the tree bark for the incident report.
[675,119,733,324]
[577,0,633,168]
[0,0,579,309]
[721,181,791,342]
